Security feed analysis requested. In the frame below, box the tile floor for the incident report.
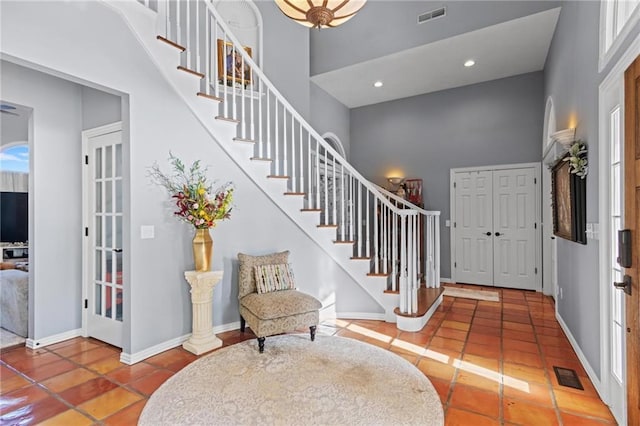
[0,284,616,425]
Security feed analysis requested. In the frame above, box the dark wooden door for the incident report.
[624,54,640,426]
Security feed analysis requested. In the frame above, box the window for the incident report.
[0,144,29,173]
[600,0,640,70]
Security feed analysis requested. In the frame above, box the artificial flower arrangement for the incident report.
[149,153,233,229]
[563,141,588,179]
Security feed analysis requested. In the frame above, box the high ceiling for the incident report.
[310,7,560,108]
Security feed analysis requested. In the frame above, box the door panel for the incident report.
[85,128,123,348]
[623,54,640,426]
[454,171,493,285]
[493,168,537,290]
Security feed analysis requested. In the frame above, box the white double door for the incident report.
[452,166,539,290]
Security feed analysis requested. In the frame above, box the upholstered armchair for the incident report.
[237,251,322,353]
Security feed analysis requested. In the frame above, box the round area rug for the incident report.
[139,335,444,426]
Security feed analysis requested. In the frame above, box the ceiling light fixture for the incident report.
[374,81,383,88]
[274,0,367,29]
[464,59,476,67]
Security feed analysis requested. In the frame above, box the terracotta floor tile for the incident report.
[472,317,501,328]
[417,358,457,381]
[396,331,432,346]
[503,362,549,385]
[445,313,474,323]
[467,332,501,346]
[503,321,534,333]
[541,345,580,360]
[502,313,531,324]
[538,335,573,348]
[128,369,174,396]
[445,407,500,426]
[503,381,554,407]
[502,338,539,354]
[1,395,69,424]
[106,363,157,385]
[0,384,49,415]
[455,370,500,393]
[68,347,120,366]
[0,347,49,365]
[48,340,104,358]
[560,411,617,425]
[58,377,119,406]
[5,351,63,373]
[441,320,470,332]
[86,356,126,374]
[553,389,616,421]
[23,359,77,382]
[474,310,502,320]
[77,387,142,420]
[469,324,501,337]
[503,397,560,425]
[0,370,31,395]
[434,327,468,342]
[40,367,99,393]
[429,377,452,404]
[103,399,146,425]
[428,336,465,352]
[544,356,587,377]
[144,349,197,371]
[38,408,94,426]
[503,348,543,368]
[449,383,499,418]
[464,342,501,360]
[536,326,565,337]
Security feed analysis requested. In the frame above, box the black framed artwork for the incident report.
[551,155,586,244]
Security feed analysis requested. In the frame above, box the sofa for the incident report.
[1,269,28,337]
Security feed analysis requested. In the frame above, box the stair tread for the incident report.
[317,224,338,228]
[284,192,306,196]
[267,175,290,179]
[301,209,322,212]
[394,287,445,318]
[384,290,399,294]
[156,35,185,52]
[233,137,255,143]
[197,92,223,102]
[215,116,240,123]
[251,157,272,162]
[334,240,355,244]
[177,65,205,79]
[367,273,390,277]
[350,257,371,260]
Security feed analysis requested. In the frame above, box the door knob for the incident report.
[485,232,492,236]
[614,275,632,296]
[113,248,123,253]
[495,232,502,237]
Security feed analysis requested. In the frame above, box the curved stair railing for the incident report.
[138,0,440,316]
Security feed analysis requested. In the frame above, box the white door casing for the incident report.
[542,97,559,298]
[82,122,124,348]
[453,170,494,286]
[451,163,541,291]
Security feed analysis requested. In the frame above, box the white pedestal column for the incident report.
[182,270,224,355]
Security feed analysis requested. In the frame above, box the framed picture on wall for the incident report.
[404,178,423,206]
[551,154,586,244]
[216,39,252,87]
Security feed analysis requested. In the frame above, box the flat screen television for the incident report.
[1,192,28,243]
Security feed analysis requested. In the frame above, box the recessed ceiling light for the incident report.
[374,81,383,88]
[464,59,476,67]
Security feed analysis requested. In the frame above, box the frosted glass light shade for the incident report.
[274,0,367,28]
[551,128,576,147]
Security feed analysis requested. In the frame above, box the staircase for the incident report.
[117,0,442,330]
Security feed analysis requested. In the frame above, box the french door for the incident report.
[82,123,124,348]
[452,165,540,290]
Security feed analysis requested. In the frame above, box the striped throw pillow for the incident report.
[254,263,296,294]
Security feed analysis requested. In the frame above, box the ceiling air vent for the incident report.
[418,7,446,24]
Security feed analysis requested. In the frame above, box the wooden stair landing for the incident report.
[394,286,444,318]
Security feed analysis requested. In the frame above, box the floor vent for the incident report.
[418,7,446,24]
[553,366,584,390]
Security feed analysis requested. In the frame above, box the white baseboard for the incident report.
[556,312,605,400]
[440,277,454,283]
[26,328,83,349]
[335,312,386,321]
[120,321,242,365]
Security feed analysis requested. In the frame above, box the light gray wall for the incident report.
[310,82,350,156]
[310,1,561,76]
[1,0,381,355]
[350,71,544,278]
[1,60,84,340]
[255,1,310,118]
[544,1,640,380]
[81,86,122,130]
